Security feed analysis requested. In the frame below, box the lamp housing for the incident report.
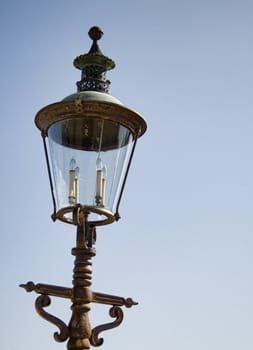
[35,27,146,226]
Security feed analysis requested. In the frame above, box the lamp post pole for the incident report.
[20,26,146,350]
[68,218,95,350]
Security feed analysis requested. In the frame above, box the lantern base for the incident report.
[52,205,117,226]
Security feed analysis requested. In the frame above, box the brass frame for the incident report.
[53,205,115,226]
[37,97,146,225]
[35,99,147,138]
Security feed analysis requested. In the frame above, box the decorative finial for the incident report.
[87,26,104,55]
[88,26,103,41]
[73,26,115,93]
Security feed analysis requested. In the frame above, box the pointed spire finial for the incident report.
[88,26,103,41]
[88,26,104,54]
[73,26,115,93]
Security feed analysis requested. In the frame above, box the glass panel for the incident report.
[48,118,134,221]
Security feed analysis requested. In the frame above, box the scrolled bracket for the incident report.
[90,305,124,347]
[35,294,69,343]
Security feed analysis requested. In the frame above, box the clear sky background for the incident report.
[1,0,253,349]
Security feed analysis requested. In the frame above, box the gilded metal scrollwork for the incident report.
[35,294,69,342]
[90,306,124,347]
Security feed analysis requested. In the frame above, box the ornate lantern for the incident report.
[35,26,146,226]
[20,26,147,350]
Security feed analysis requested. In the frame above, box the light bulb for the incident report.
[96,157,102,170]
[69,157,76,170]
[102,165,107,179]
[75,166,80,178]
[74,166,79,204]
[69,158,78,205]
[101,165,107,206]
[95,157,103,206]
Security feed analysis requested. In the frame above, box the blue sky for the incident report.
[1,1,253,349]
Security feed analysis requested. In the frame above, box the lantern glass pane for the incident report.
[47,118,134,221]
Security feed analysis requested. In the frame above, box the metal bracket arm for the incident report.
[20,281,138,348]
[20,281,138,308]
[35,294,69,342]
[89,292,138,347]
[20,281,72,299]
[92,291,138,308]
[90,305,123,347]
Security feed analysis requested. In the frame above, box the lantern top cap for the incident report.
[73,26,115,92]
[35,26,147,139]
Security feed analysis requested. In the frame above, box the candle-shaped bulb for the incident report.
[69,158,78,205]
[102,165,107,178]
[101,165,106,206]
[96,157,102,170]
[95,157,103,206]
[70,158,76,170]
[75,166,80,178]
[74,166,79,204]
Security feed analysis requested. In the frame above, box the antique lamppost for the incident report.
[20,26,146,350]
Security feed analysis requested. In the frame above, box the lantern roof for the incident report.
[35,27,147,139]
[34,26,147,226]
